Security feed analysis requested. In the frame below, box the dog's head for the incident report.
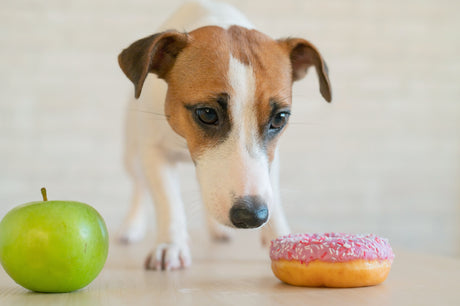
[118,26,331,229]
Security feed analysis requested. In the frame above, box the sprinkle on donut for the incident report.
[270,233,395,265]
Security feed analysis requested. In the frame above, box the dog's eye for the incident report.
[196,107,219,125]
[270,112,290,130]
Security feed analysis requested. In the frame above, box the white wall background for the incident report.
[1,0,459,256]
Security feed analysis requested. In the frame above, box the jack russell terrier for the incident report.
[117,0,331,270]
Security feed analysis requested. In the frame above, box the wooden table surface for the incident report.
[1,231,459,306]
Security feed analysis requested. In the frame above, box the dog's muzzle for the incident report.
[230,195,268,228]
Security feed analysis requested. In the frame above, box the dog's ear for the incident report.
[118,31,189,98]
[278,38,332,102]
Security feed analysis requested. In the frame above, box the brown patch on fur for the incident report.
[164,26,232,160]
[118,25,331,162]
[165,26,295,162]
[278,38,332,102]
[227,26,293,162]
[118,31,189,98]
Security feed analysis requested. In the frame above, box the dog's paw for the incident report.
[211,229,232,243]
[117,220,147,244]
[209,225,233,243]
[144,243,191,270]
[207,217,233,243]
[260,228,272,247]
[260,223,290,247]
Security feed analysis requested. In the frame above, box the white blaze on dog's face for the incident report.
[163,26,294,228]
[194,56,272,227]
[118,25,331,229]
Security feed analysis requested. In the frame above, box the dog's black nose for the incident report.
[230,196,268,228]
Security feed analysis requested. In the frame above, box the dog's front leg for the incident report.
[261,150,291,245]
[141,147,190,270]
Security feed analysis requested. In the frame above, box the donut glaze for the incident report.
[270,233,395,287]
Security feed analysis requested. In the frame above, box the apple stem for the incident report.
[41,187,48,201]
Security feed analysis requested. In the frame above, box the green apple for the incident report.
[0,188,109,293]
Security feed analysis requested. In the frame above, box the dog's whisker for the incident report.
[289,121,322,126]
[128,108,170,120]
[184,198,205,221]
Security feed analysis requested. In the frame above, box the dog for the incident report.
[117,0,331,270]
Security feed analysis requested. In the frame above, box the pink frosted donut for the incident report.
[270,233,395,287]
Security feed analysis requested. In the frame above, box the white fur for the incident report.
[119,0,290,270]
[158,0,253,32]
[195,56,272,226]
